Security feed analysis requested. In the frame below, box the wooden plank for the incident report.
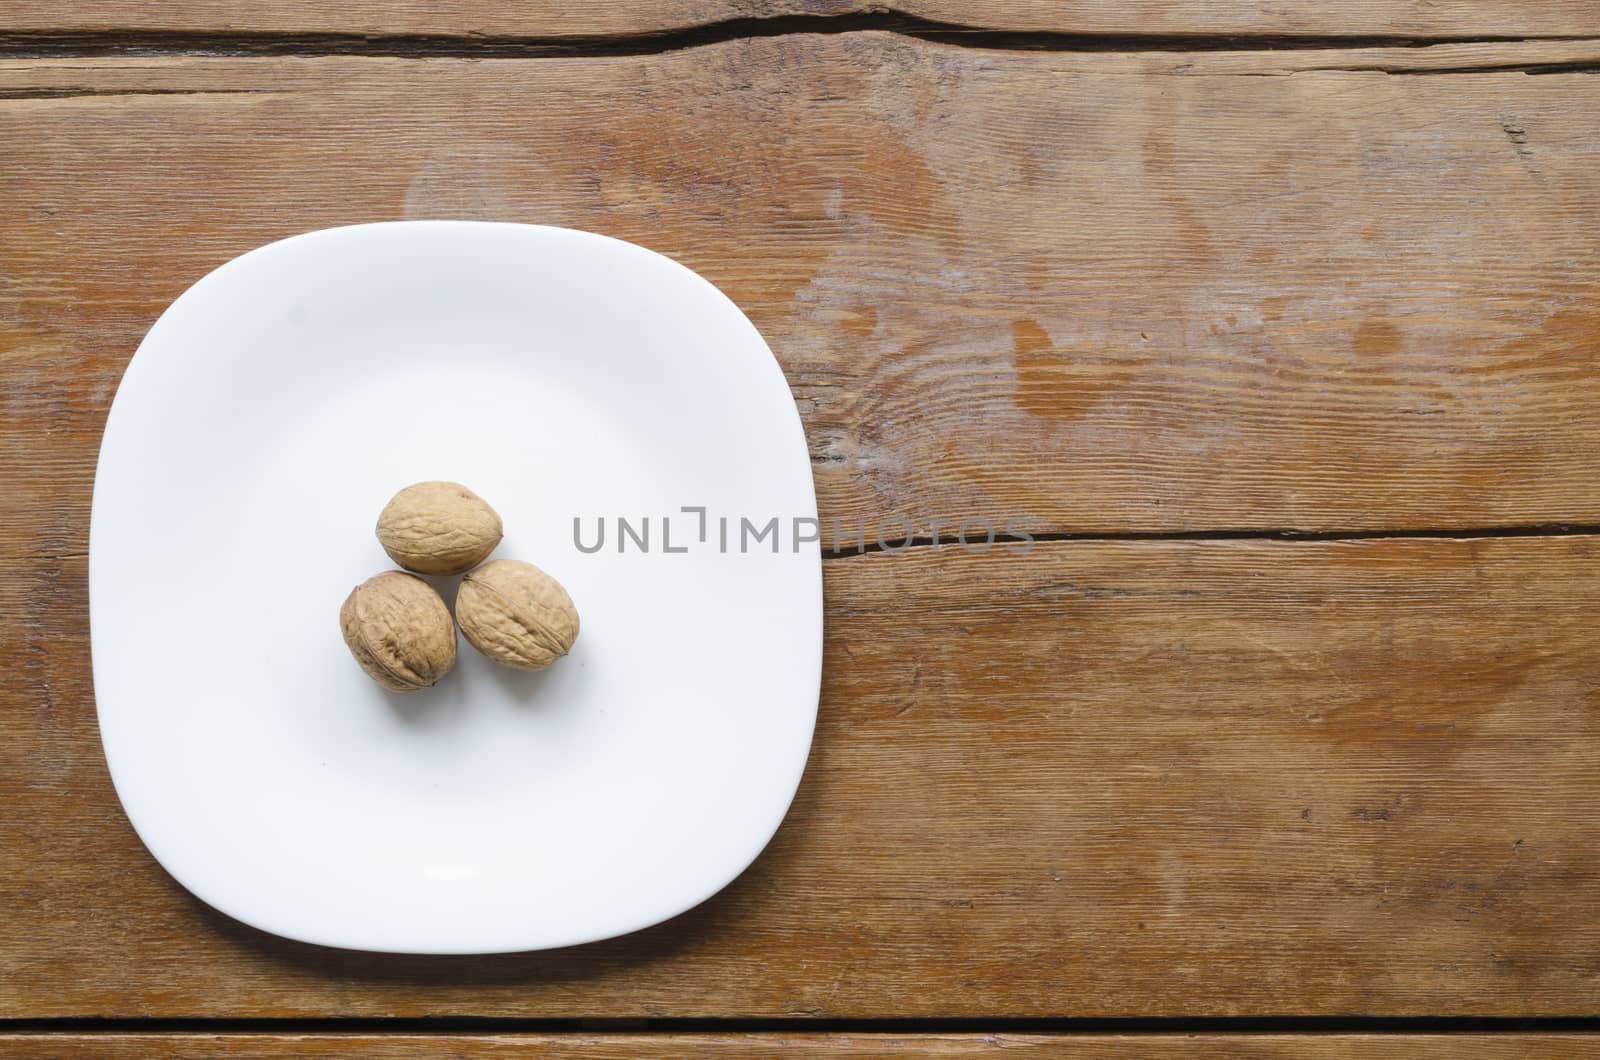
[1,39,1599,551]
[4,533,1599,1016]
[1,0,1598,40]
[4,1034,1600,1058]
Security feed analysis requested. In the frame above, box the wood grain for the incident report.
[3,33,1600,1020]
[4,1035,1600,1058]
[4,534,1599,1017]
[2,0,1599,40]
[1,38,1599,546]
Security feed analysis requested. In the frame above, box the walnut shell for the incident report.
[376,481,503,576]
[456,559,580,672]
[339,571,458,691]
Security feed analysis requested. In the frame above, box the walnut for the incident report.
[339,571,458,691]
[375,481,502,576]
[455,560,580,671]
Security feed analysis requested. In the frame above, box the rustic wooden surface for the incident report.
[4,1034,1600,1058]
[3,1,1599,40]
[2,40,1599,543]
[4,535,1599,1015]
[1,12,1599,1036]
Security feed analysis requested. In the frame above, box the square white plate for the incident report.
[90,221,821,954]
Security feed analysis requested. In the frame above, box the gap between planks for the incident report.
[6,1016,1600,1033]
[22,526,1600,567]
[819,523,1600,560]
[1,12,1600,75]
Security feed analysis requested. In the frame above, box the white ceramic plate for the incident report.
[90,222,821,954]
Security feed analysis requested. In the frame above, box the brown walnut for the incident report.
[376,481,502,576]
[455,559,580,672]
[339,571,458,691]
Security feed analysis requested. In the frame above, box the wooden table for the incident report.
[3,2,1599,1055]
